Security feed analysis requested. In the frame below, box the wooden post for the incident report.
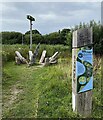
[72,28,93,117]
[15,56,21,65]
[15,51,28,64]
[44,57,50,66]
[28,50,34,65]
[27,15,35,50]
[39,50,46,64]
[30,20,32,49]
[49,51,59,63]
[28,43,40,66]
[42,51,60,66]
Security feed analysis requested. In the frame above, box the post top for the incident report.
[27,15,35,21]
[72,27,93,48]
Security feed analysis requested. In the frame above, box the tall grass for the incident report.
[2,44,102,118]
[2,58,76,118]
[2,44,71,64]
[2,56,102,118]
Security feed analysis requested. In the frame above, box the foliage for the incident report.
[24,34,43,44]
[92,21,103,55]
[1,20,103,55]
[2,44,70,64]
[1,28,70,45]
[1,32,22,44]
[60,28,71,45]
[73,20,103,55]
[43,32,61,44]
[25,29,41,35]
[92,55,102,118]
[65,32,72,52]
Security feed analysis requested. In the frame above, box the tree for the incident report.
[59,28,71,45]
[25,29,41,35]
[24,34,43,44]
[2,31,22,44]
[32,34,43,44]
[66,32,72,51]
[43,32,61,44]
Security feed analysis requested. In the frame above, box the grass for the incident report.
[2,55,102,118]
[2,44,71,64]
[2,57,76,118]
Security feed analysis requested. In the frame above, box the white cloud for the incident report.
[0,2,101,34]
[39,13,57,20]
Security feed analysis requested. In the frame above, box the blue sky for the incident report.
[0,1,101,35]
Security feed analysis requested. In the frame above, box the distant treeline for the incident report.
[1,20,103,55]
[1,29,70,45]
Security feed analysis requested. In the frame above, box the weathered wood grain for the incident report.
[15,51,28,64]
[39,50,46,64]
[72,28,93,117]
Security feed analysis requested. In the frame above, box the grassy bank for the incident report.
[2,55,102,118]
[2,58,75,118]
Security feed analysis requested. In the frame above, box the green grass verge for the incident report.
[2,56,102,118]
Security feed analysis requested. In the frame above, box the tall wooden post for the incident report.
[30,20,32,49]
[72,28,93,117]
[27,15,35,50]
[0,36,2,120]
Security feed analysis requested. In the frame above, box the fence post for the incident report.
[72,27,93,117]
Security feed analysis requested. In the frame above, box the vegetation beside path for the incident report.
[2,56,102,118]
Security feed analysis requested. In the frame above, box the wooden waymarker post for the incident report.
[72,27,93,117]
